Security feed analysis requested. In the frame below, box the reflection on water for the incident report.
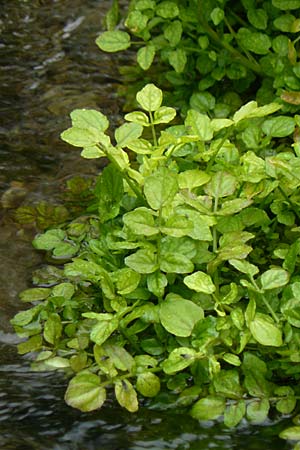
[0,344,290,450]
[0,1,294,449]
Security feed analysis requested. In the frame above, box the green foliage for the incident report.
[10,82,300,450]
[97,0,300,114]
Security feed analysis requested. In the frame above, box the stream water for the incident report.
[0,1,295,449]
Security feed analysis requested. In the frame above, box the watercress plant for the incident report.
[11,83,300,446]
[97,0,300,114]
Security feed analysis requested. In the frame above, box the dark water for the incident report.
[0,1,294,449]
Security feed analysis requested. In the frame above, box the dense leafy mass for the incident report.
[98,0,300,113]
[11,82,300,447]
[10,1,300,448]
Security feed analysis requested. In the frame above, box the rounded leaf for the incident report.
[184,271,215,294]
[136,84,163,112]
[96,31,131,52]
[136,372,161,397]
[159,294,204,337]
[65,372,106,412]
[190,396,225,420]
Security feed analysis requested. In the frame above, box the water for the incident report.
[0,1,294,448]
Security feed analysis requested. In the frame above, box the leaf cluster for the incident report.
[97,0,300,114]
[11,83,300,446]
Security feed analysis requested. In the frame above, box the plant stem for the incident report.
[149,111,158,147]
[197,4,262,75]
[278,185,300,221]
[250,276,280,323]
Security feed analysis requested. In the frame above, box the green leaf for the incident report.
[274,14,296,32]
[250,313,282,347]
[144,167,178,210]
[168,49,187,73]
[115,379,138,412]
[114,268,141,295]
[204,171,237,198]
[156,1,179,18]
[240,151,266,183]
[19,288,50,303]
[96,164,124,223]
[44,313,62,345]
[228,259,259,277]
[260,268,289,290]
[136,372,161,397]
[210,7,224,25]
[70,109,109,132]
[279,426,300,440]
[262,116,295,137]
[51,283,75,300]
[272,0,300,10]
[247,8,268,30]
[224,400,246,427]
[190,396,226,420]
[61,127,106,148]
[136,83,163,112]
[281,298,300,327]
[123,207,158,236]
[237,28,271,55]
[125,10,148,33]
[153,106,176,124]
[246,399,269,423]
[276,396,296,414]
[178,170,210,190]
[11,305,42,327]
[160,252,194,273]
[81,145,105,159]
[213,370,243,399]
[161,347,197,374]
[33,229,65,250]
[147,271,168,298]
[96,31,131,52]
[65,372,106,412]
[160,215,193,237]
[137,45,155,70]
[185,110,213,141]
[164,20,182,47]
[159,293,204,337]
[125,111,149,126]
[90,317,119,346]
[103,344,135,372]
[105,0,119,31]
[125,249,158,274]
[184,271,215,294]
[115,123,143,147]
[18,335,43,355]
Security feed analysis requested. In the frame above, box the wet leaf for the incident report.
[136,372,161,397]
[224,400,246,427]
[115,379,138,412]
[246,399,269,423]
[190,396,225,420]
[65,372,106,412]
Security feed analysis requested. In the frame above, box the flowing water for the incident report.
[0,1,294,448]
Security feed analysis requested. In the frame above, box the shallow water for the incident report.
[0,1,295,449]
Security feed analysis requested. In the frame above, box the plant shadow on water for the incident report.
[0,1,294,449]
